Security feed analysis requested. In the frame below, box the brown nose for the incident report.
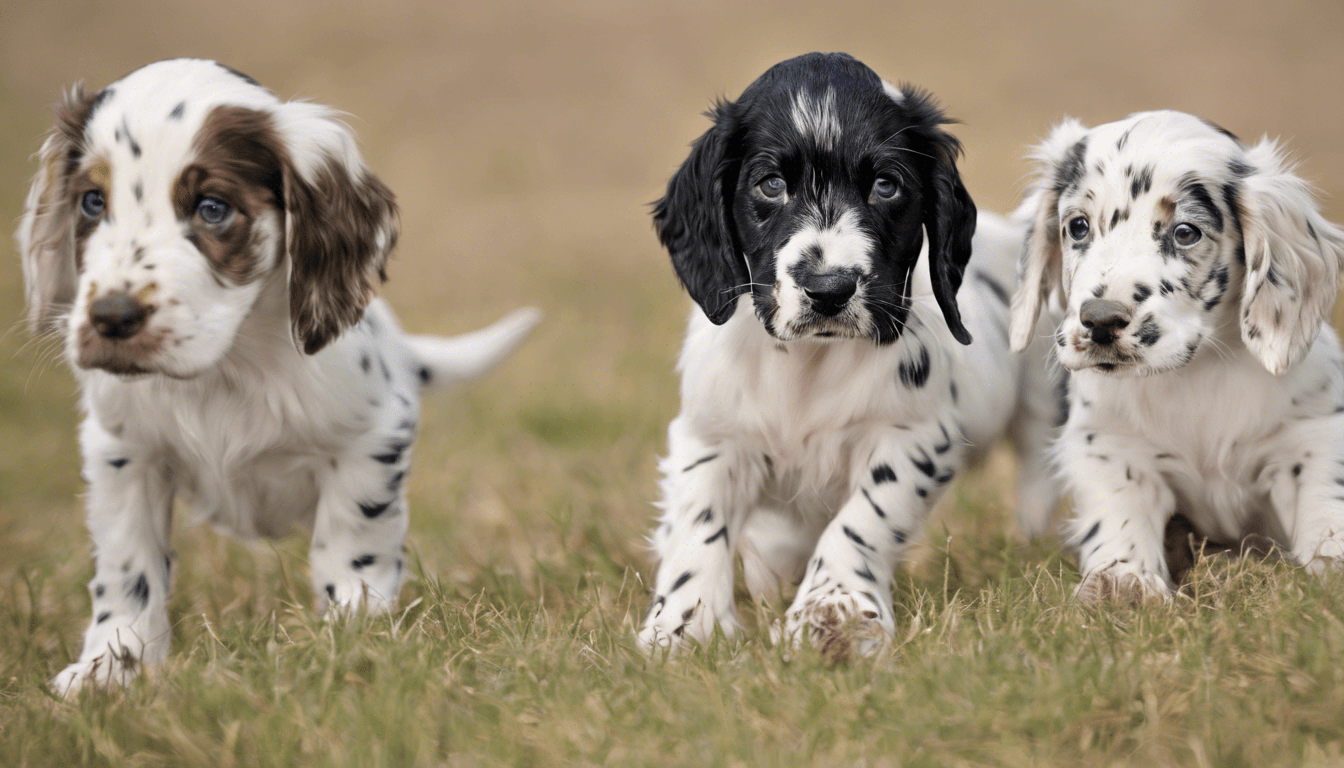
[1079,298,1131,346]
[89,292,149,340]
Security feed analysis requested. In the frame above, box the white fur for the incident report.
[640,211,1063,650]
[1010,111,1344,600]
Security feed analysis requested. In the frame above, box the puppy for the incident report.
[1009,111,1344,600]
[19,59,540,694]
[641,53,1062,655]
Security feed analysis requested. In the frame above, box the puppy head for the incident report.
[1010,111,1344,377]
[17,58,397,378]
[652,52,976,345]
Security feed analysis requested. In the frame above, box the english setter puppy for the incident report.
[1009,111,1344,601]
[639,53,1062,655]
[19,59,540,694]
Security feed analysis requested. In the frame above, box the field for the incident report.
[2,1,1344,765]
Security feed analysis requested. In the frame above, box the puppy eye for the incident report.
[1173,223,1202,247]
[80,190,106,219]
[1067,216,1090,241]
[758,176,787,199]
[196,196,232,226]
[871,177,898,200]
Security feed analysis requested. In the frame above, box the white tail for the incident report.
[406,307,542,391]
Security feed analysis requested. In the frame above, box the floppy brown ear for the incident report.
[272,102,399,354]
[1009,118,1089,352]
[1236,138,1344,375]
[16,85,98,333]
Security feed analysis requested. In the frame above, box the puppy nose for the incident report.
[1079,298,1131,346]
[89,292,150,340]
[802,273,857,316]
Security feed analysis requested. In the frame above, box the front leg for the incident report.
[52,418,174,697]
[1265,415,1344,573]
[310,431,414,615]
[781,420,963,659]
[1062,426,1177,603]
[638,417,764,651]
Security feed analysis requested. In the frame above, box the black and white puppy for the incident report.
[19,59,540,694]
[1010,111,1344,601]
[641,53,1061,655]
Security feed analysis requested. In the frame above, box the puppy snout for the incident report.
[1079,299,1131,346]
[89,292,150,340]
[802,273,857,317]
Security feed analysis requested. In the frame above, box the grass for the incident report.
[4,2,1344,765]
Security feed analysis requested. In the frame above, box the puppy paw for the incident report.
[637,592,738,653]
[1075,567,1171,605]
[777,582,893,662]
[50,649,141,698]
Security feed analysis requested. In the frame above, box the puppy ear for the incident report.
[16,85,97,333]
[1237,139,1344,374]
[271,102,399,354]
[1009,118,1089,352]
[652,101,748,325]
[921,130,977,346]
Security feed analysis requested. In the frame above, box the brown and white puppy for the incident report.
[19,58,540,695]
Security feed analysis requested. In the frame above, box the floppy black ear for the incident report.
[652,102,748,324]
[921,133,977,345]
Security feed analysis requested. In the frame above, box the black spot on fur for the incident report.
[1116,127,1132,151]
[1200,118,1241,144]
[1183,181,1223,232]
[359,499,393,518]
[133,181,143,202]
[1092,283,1107,298]
[871,464,897,484]
[379,357,392,382]
[932,423,953,454]
[949,380,958,402]
[898,345,931,389]
[1054,138,1089,196]
[388,470,406,492]
[418,366,431,385]
[1133,284,1152,304]
[1136,317,1161,347]
[683,454,718,472]
[360,354,371,373]
[1079,521,1101,545]
[128,573,149,607]
[351,555,377,569]
[1159,280,1175,296]
[1229,159,1254,178]
[1203,264,1230,311]
[694,507,714,525]
[1293,463,1303,477]
[1130,165,1154,199]
[95,583,106,598]
[861,488,887,518]
[909,447,936,477]
[704,526,728,545]
[670,571,693,592]
[854,565,878,583]
[892,529,907,544]
[97,611,112,624]
[843,525,873,550]
[220,64,261,86]
[108,458,130,469]
[372,443,408,465]
[934,469,955,485]
[325,584,336,601]
[168,101,185,120]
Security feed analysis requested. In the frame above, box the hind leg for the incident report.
[1266,416,1344,572]
[1009,340,1066,539]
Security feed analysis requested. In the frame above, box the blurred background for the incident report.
[1,0,1341,614]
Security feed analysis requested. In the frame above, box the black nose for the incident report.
[1079,298,1131,346]
[89,292,150,340]
[802,273,857,317]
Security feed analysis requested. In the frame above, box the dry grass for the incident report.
[2,1,1344,766]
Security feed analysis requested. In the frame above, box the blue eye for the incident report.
[80,190,105,219]
[196,196,231,226]
[872,177,898,200]
[758,176,786,199]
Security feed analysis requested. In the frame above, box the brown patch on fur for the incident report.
[174,106,286,285]
[286,156,399,354]
[20,84,101,330]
